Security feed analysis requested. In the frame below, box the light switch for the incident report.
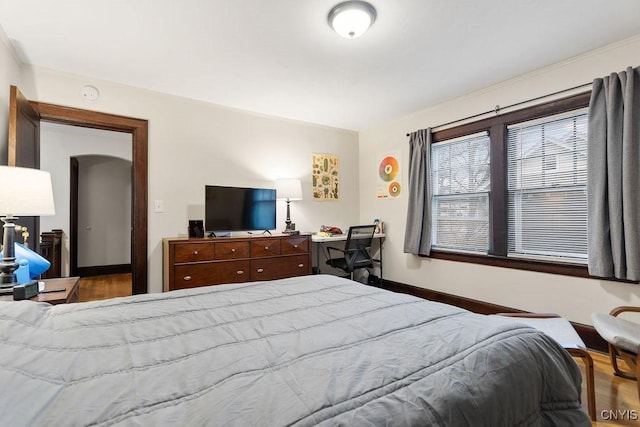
[154,200,164,213]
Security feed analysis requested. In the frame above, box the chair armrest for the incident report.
[496,312,561,319]
[610,306,640,316]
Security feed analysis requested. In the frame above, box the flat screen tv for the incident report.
[205,185,276,233]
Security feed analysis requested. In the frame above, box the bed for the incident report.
[0,274,590,426]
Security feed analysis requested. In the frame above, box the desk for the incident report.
[312,233,385,280]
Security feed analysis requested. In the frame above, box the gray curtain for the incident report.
[587,66,640,281]
[403,129,432,255]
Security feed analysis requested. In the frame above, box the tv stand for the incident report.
[163,234,311,291]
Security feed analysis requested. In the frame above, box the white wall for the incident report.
[359,35,640,326]
[77,155,132,268]
[0,25,21,163]
[15,67,359,293]
[39,122,132,275]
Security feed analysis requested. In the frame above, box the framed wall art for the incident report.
[312,153,339,201]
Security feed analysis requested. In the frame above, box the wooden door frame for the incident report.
[31,101,148,294]
[69,156,78,277]
[8,85,41,249]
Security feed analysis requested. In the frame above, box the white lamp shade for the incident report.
[328,1,377,38]
[0,166,56,216]
[275,179,303,201]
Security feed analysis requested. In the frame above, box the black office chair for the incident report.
[326,225,376,280]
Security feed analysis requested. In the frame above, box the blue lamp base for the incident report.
[0,215,51,294]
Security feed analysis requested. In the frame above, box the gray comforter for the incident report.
[0,275,590,426]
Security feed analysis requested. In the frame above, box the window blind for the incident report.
[431,132,490,252]
[507,109,588,262]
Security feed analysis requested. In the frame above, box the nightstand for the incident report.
[0,277,80,305]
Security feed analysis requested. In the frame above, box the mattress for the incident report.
[0,274,590,426]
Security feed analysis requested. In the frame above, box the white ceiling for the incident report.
[1,1,639,131]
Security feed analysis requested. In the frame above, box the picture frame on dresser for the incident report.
[188,220,204,238]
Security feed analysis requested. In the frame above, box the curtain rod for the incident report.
[405,81,593,137]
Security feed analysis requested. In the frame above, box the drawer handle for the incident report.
[294,244,298,248]
[193,250,199,255]
[183,275,192,281]
[236,270,244,275]
[231,248,236,253]
[264,246,269,250]
[257,268,264,273]
[298,264,304,268]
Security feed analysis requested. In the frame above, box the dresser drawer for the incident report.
[174,243,214,263]
[281,236,309,255]
[215,241,250,260]
[250,239,281,257]
[250,255,310,281]
[173,260,250,289]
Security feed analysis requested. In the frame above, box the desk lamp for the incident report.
[0,166,55,294]
[275,178,302,234]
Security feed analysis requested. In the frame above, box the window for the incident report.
[431,132,490,252]
[427,92,591,277]
[507,110,588,262]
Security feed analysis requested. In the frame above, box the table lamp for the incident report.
[0,166,56,294]
[275,178,302,234]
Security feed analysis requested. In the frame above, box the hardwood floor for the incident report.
[78,273,132,302]
[589,350,639,426]
[76,273,638,425]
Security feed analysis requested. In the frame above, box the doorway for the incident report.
[38,103,148,294]
[9,88,148,294]
[69,155,133,277]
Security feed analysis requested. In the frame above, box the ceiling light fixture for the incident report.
[328,1,377,39]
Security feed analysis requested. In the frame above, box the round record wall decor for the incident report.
[376,153,402,199]
[378,156,399,182]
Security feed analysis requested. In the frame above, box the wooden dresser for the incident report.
[163,234,312,291]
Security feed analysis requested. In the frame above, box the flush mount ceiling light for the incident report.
[328,1,377,38]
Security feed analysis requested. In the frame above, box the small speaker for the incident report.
[188,220,204,238]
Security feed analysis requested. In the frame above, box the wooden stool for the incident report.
[496,313,596,421]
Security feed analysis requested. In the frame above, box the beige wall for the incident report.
[9,66,359,293]
[358,35,640,325]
